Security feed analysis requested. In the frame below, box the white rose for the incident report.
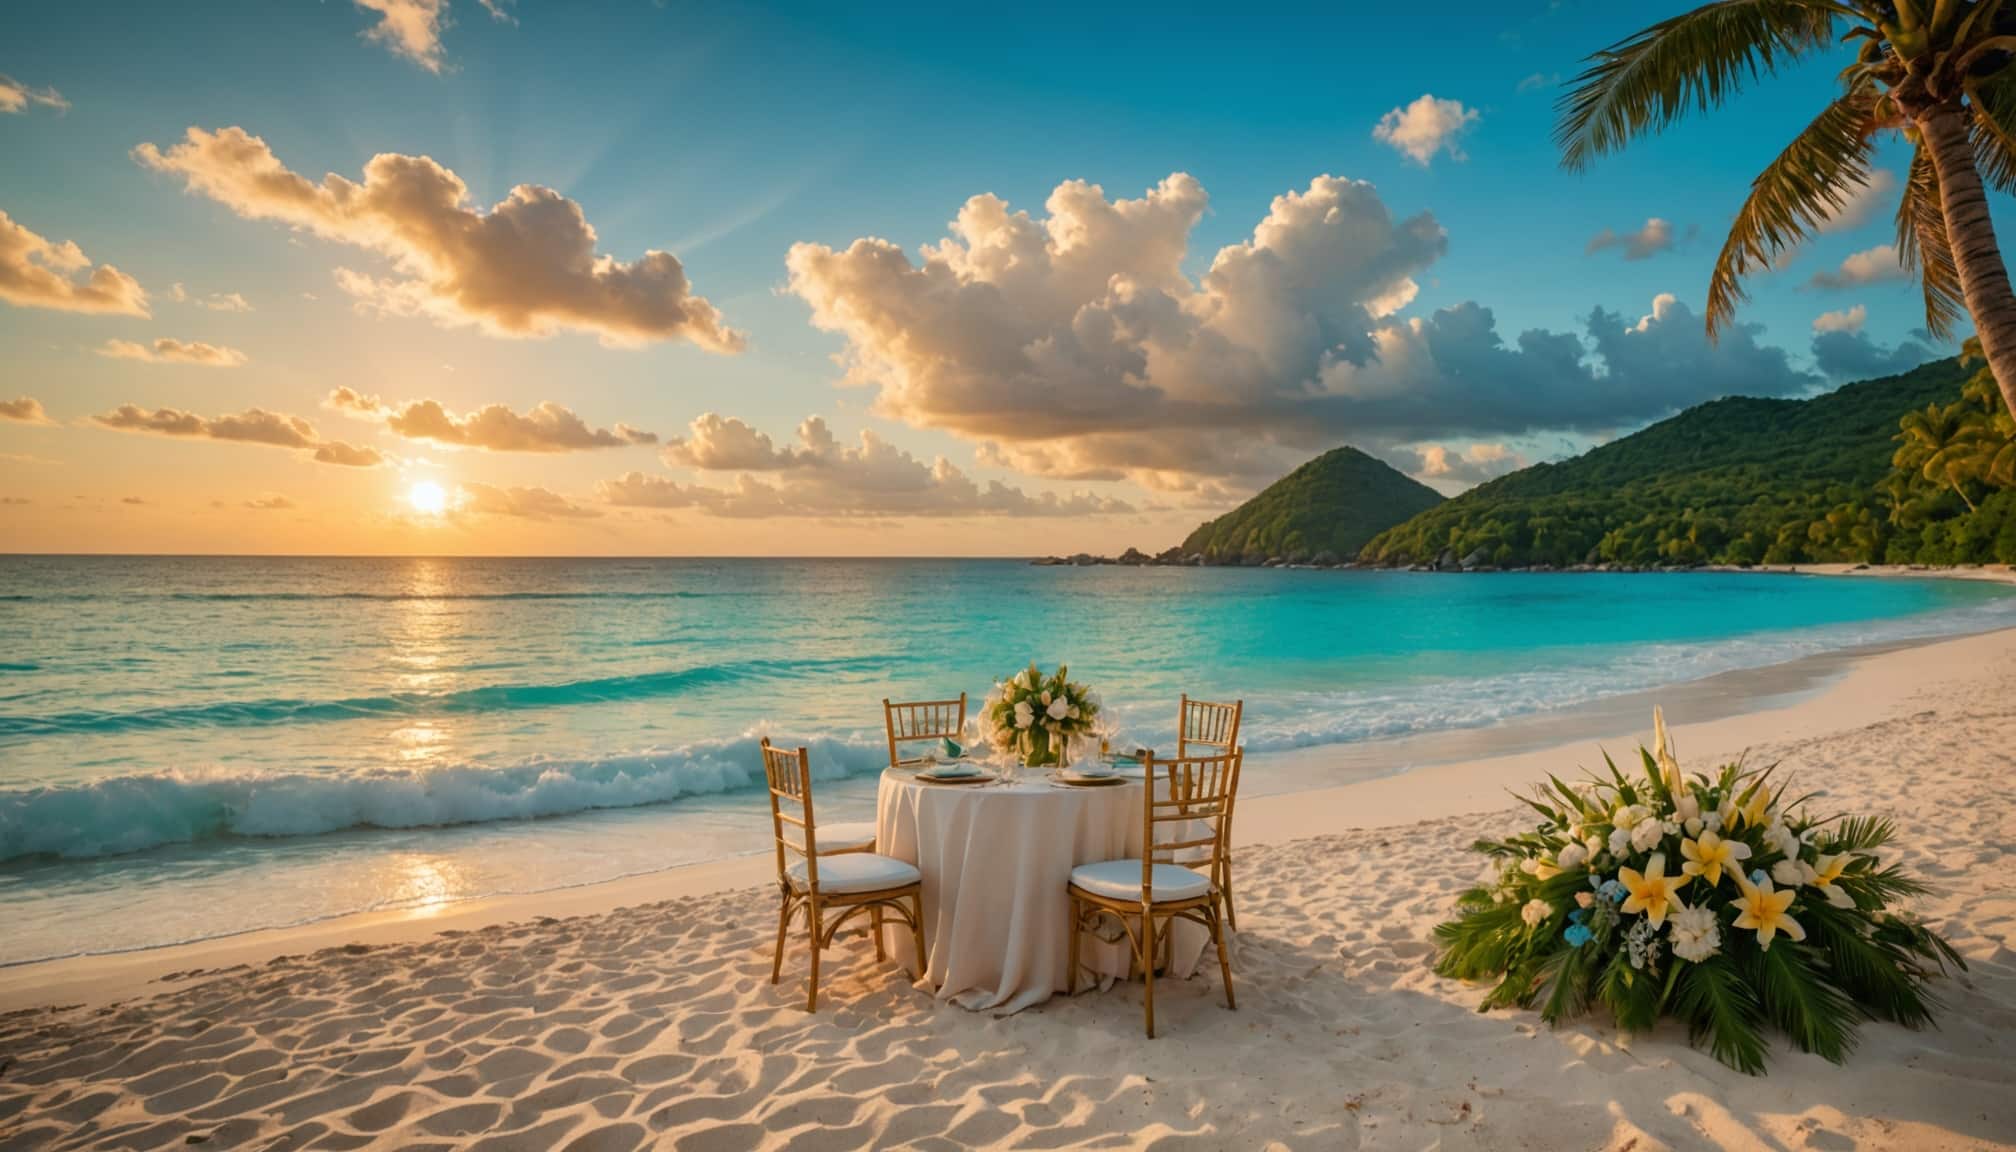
[1609,827,1634,857]
[1521,899,1551,927]
[1575,891,1595,909]
[1046,696,1070,721]
[1631,819,1666,853]
[1013,700,1035,729]
[1702,812,1723,835]
[1772,859,1805,887]
[1764,823,1800,859]
[1612,805,1641,830]
[1556,843,1589,870]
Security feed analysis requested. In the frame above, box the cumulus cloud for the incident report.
[786,173,1819,485]
[1587,217,1676,260]
[92,403,382,466]
[1372,95,1479,165]
[135,126,742,349]
[459,482,600,520]
[1817,170,1897,235]
[327,388,654,452]
[0,209,148,316]
[312,441,386,467]
[1807,244,1909,289]
[1812,305,1866,334]
[1811,328,1940,381]
[352,0,450,71]
[1516,73,1559,94]
[164,283,252,311]
[605,417,1134,519]
[100,337,249,367]
[1399,442,1525,489]
[1,397,51,425]
[0,75,67,115]
[244,494,295,510]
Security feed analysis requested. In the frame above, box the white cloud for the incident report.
[0,75,67,115]
[327,389,656,452]
[1372,95,1480,165]
[136,126,742,350]
[1812,304,1866,334]
[91,403,383,466]
[786,173,1816,485]
[244,494,295,510]
[0,396,52,425]
[1817,170,1897,235]
[99,337,248,367]
[164,283,253,312]
[605,417,1134,519]
[0,209,147,316]
[1807,244,1909,289]
[459,482,600,520]
[352,0,450,71]
[1515,73,1558,94]
[1587,217,1676,261]
[1400,442,1524,488]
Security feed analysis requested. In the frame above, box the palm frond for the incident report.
[1967,70,2016,190]
[1709,77,1883,336]
[1752,936,1861,1062]
[1672,955,1770,1074]
[1803,901,1943,1026]
[1557,0,1846,171]
[1896,146,1969,340]
[1813,814,1896,853]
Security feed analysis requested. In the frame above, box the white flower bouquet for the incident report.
[982,663,1101,768]
[1434,709,1963,1074]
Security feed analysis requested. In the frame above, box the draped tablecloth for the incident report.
[875,769,1209,1013]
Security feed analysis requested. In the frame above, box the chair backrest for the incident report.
[760,738,818,892]
[882,693,968,769]
[1178,695,1242,757]
[1137,747,1241,903]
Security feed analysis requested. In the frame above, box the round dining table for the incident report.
[874,765,1210,1013]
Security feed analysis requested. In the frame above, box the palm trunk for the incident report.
[1919,106,2016,418]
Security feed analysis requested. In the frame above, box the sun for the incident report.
[407,480,449,516]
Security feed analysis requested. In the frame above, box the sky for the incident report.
[0,0,1993,556]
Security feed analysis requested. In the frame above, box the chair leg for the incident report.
[871,905,887,962]
[1066,896,1081,996]
[771,892,791,985]
[1212,906,1237,1011]
[806,902,822,1012]
[909,893,927,981]
[1220,860,1239,933]
[1142,909,1157,1039]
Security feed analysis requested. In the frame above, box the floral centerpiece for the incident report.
[983,663,1101,769]
[1433,709,1963,1074]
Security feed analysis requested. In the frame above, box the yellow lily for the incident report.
[1678,829,1751,888]
[1807,853,1855,908]
[1652,707,1683,794]
[1735,782,1773,829]
[1732,874,1806,950]
[1618,851,1692,927]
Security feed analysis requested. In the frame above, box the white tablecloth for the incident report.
[875,768,1209,1013]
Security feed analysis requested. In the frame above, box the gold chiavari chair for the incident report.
[1178,695,1244,930]
[762,738,927,1011]
[882,693,969,769]
[1066,746,1241,1038]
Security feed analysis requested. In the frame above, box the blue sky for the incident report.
[0,0,1990,554]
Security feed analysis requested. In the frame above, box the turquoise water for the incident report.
[1,556,2011,963]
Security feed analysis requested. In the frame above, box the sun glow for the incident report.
[407,480,449,516]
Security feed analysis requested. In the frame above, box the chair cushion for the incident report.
[1069,859,1212,903]
[813,821,876,853]
[787,853,920,895]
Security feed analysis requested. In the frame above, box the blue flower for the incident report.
[1598,879,1627,903]
[1749,868,1769,887]
[1569,908,1588,925]
[1564,924,1594,948]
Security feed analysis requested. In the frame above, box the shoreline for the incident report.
[5,621,2009,1016]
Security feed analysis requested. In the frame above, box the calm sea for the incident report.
[2,556,2010,963]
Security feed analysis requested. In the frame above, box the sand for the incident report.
[2,628,2013,1150]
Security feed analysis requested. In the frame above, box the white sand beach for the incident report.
[2,626,2012,1151]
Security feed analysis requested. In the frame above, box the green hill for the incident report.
[1181,446,1444,563]
[1359,357,1974,568]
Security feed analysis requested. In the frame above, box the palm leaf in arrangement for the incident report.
[1672,955,1771,1075]
[1752,939,1860,1063]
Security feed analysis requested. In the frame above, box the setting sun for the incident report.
[407,481,448,516]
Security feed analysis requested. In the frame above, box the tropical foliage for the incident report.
[1359,357,1979,568]
[1181,446,1443,564]
[1557,0,2016,416]
[1434,710,1963,1074]
[982,664,1102,767]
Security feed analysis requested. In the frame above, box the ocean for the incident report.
[2,555,2011,965]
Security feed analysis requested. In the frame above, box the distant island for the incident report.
[1038,354,2016,570]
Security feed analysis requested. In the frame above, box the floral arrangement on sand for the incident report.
[1433,709,1963,1074]
[983,663,1100,768]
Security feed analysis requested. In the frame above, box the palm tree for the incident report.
[1896,401,1987,508]
[1556,1,2016,416]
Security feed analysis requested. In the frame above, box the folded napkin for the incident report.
[923,761,980,778]
[939,736,964,759]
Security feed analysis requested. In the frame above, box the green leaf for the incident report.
[1752,937,1860,1063]
[1672,954,1771,1075]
